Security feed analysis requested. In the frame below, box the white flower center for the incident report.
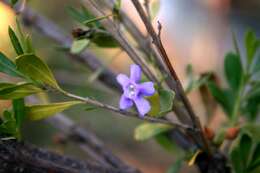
[127,84,136,98]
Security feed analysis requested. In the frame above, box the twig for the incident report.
[81,0,160,85]
[3,1,121,90]
[25,95,139,172]
[144,0,151,22]
[61,90,192,130]
[131,0,211,153]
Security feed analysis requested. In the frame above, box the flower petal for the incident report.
[134,97,151,117]
[116,74,130,88]
[139,82,155,96]
[119,95,133,110]
[130,64,141,82]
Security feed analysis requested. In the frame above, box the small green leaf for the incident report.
[134,123,172,141]
[155,133,176,152]
[207,82,233,117]
[245,30,260,65]
[10,0,19,6]
[224,52,242,91]
[8,26,24,55]
[16,54,60,89]
[92,31,118,48]
[16,18,26,51]
[242,124,260,143]
[24,35,35,53]
[26,101,83,121]
[147,92,160,116]
[158,89,175,115]
[70,39,89,54]
[0,82,42,100]
[12,98,26,128]
[0,52,24,77]
[166,159,183,173]
[67,6,95,26]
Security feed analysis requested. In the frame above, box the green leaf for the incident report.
[92,31,118,48]
[12,98,26,128]
[15,54,60,89]
[67,6,95,25]
[166,159,183,173]
[70,39,89,54]
[158,89,175,115]
[24,35,35,53]
[26,101,83,121]
[134,123,172,141]
[8,26,24,55]
[224,52,242,91]
[207,82,233,117]
[230,134,251,173]
[248,144,260,171]
[147,92,160,116]
[0,52,24,77]
[155,133,176,152]
[245,30,260,65]
[10,0,19,7]
[242,124,260,143]
[0,82,42,100]
[0,110,17,137]
[16,18,26,51]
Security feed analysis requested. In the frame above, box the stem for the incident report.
[131,0,211,154]
[60,90,191,130]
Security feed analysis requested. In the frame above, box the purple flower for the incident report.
[116,64,155,117]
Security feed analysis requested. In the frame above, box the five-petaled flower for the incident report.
[116,64,155,117]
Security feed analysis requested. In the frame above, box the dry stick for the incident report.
[131,0,211,153]
[0,139,132,173]
[46,114,139,172]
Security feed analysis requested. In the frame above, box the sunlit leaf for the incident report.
[0,52,24,77]
[8,26,23,55]
[16,54,60,89]
[26,101,83,121]
[0,82,42,100]
[70,39,89,54]
[134,123,172,141]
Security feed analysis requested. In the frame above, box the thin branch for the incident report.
[61,90,192,130]
[81,0,160,85]
[5,2,121,90]
[131,0,211,153]
[27,97,139,172]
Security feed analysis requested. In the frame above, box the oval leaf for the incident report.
[15,54,60,89]
[70,39,89,54]
[159,89,175,115]
[27,101,83,121]
[224,52,242,91]
[134,123,172,141]
[0,82,42,100]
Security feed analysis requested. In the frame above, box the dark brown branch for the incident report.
[131,0,210,153]
[0,139,135,173]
